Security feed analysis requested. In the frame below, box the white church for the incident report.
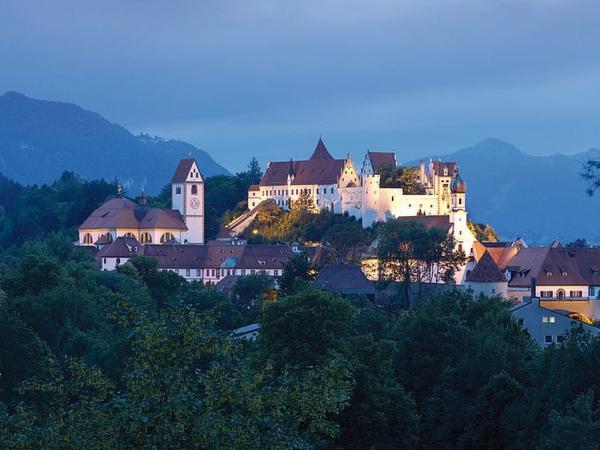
[78,159,205,246]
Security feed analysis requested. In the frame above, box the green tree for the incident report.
[323,220,368,263]
[231,274,276,322]
[260,288,354,367]
[468,221,500,242]
[280,252,312,294]
[294,189,315,211]
[538,391,600,450]
[377,220,466,308]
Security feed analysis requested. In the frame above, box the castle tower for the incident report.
[171,159,204,244]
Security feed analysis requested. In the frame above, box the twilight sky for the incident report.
[2,0,600,171]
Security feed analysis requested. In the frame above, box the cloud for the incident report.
[1,0,600,171]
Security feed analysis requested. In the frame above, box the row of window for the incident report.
[264,187,335,196]
[84,232,174,245]
[545,335,565,344]
[175,184,200,195]
[539,290,584,299]
[160,268,280,278]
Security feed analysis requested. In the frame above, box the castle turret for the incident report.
[451,174,467,210]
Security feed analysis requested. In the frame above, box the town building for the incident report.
[94,236,293,284]
[313,263,376,298]
[505,246,600,301]
[511,297,599,347]
[79,158,205,246]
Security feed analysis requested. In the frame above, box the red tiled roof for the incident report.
[98,237,143,258]
[80,198,139,229]
[172,159,203,183]
[431,161,458,177]
[309,138,334,160]
[139,209,187,230]
[368,151,396,171]
[142,242,293,271]
[248,184,260,191]
[467,251,505,283]
[80,197,186,231]
[260,159,344,186]
[472,241,521,271]
[507,247,600,288]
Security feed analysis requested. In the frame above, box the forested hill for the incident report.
[408,138,600,244]
[0,91,229,193]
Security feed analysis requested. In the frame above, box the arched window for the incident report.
[124,232,135,238]
[557,289,565,300]
[105,233,113,243]
[83,233,93,245]
[160,232,173,244]
[191,184,198,195]
[141,232,152,244]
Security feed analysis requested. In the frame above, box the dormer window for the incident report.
[561,271,568,277]
[546,271,552,277]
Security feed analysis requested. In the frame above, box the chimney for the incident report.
[530,276,536,298]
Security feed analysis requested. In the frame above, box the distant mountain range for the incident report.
[1,92,598,244]
[0,91,229,194]
[408,138,600,245]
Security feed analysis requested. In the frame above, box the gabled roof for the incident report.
[314,264,375,295]
[507,247,600,288]
[467,251,506,282]
[98,236,143,258]
[172,159,203,183]
[368,151,396,171]
[142,242,294,270]
[430,161,458,177]
[260,159,345,186]
[472,241,521,271]
[309,138,334,160]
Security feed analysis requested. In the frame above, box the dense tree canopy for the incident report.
[1,170,600,448]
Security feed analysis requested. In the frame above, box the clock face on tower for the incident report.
[190,198,201,209]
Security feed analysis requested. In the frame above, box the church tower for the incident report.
[171,159,204,244]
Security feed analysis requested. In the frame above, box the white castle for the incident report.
[247,138,475,278]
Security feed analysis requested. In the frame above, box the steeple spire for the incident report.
[309,137,334,160]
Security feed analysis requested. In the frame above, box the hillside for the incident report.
[408,138,600,244]
[0,91,229,193]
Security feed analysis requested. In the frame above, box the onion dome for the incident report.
[451,174,467,193]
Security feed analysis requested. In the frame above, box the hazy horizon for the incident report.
[2,0,600,171]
